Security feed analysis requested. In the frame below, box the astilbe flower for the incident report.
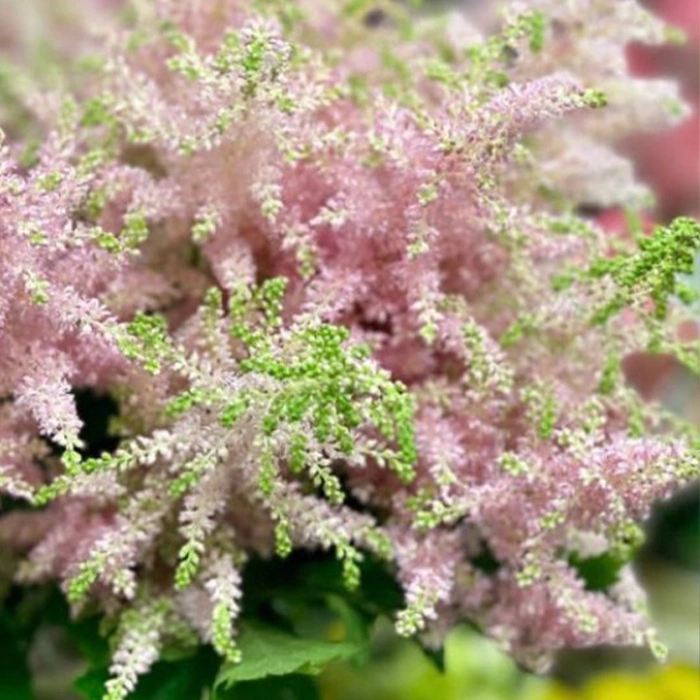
[0,0,698,696]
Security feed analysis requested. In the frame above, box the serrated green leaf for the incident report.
[214,622,362,690]
[216,674,319,700]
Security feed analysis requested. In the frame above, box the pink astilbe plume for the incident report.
[0,1,698,697]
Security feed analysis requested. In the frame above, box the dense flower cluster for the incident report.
[0,1,698,698]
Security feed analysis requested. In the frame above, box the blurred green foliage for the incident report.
[319,623,545,700]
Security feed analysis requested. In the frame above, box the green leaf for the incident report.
[217,674,319,700]
[214,622,363,690]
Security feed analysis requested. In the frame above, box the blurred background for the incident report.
[0,0,697,698]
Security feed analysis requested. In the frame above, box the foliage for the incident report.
[0,0,698,698]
